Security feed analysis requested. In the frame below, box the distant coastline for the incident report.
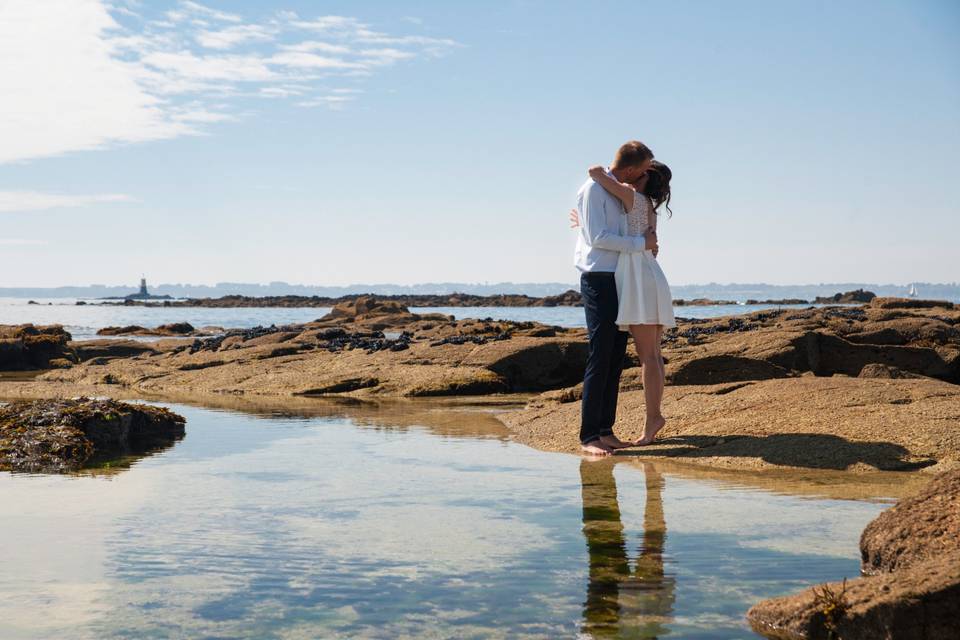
[2,281,959,303]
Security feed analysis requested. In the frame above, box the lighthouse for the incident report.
[138,277,149,297]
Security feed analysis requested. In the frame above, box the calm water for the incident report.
[2,298,839,340]
[0,400,893,639]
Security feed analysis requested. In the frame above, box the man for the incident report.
[574,141,657,455]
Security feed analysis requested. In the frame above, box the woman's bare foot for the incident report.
[581,440,614,456]
[599,434,638,450]
[637,416,667,445]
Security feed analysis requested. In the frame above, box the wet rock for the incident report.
[295,377,381,395]
[322,330,413,353]
[429,333,511,347]
[0,324,75,370]
[404,369,509,396]
[748,471,960,639]
[0,398,185,473]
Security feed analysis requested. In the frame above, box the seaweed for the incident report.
[812,578,849,639]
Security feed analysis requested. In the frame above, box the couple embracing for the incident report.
[572,140,675,456]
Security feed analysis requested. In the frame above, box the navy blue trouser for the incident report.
[580,272,629,444]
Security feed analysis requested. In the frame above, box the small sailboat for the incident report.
[907,283,918,298]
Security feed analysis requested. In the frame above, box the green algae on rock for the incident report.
[0,324,76,371]
[0,398,185,473]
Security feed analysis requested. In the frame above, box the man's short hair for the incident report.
[611,141,654,169]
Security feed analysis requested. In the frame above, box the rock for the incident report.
[748,554,960,640]
[155,322,195,335]
[97,325,150,336]
[814,289,877,304]
[150,292,587,308]
[0,398,185,473]
[500,377,960,472]
[860,470,960,575]
[0,324,75,370]
[5,301,960,405]
[535,289,582,307]
[858,363,925,379]
[673,298,739,306]
[871,297,955,310]
[73,339,160,361]
[748,471,960,639]
[745,298,809,305]
[668,354,792,385]
[97,322,197,336]
[323,296,411,320]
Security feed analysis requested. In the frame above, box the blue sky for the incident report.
[1,0,958,287]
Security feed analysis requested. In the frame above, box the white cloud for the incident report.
[167,1,241,25]
[141,51,279,83]
[280,41,352,55]
[0,191,133,213]
[269,51,365,70]
[0,0,194,164]
[196,24,275,50]
[0,0,460,164]
[296,95,357,110]
[290,16,362,32]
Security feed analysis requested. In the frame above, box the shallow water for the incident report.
[2,297,841,340]
[0,399,898,639]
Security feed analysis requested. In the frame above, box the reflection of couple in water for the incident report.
[580,460,675,638]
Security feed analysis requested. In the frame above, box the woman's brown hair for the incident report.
[644,161,672,217]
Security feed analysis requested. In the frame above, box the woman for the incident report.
[570,161,675,445]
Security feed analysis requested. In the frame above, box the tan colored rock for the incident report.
[748,553,960,640]
[748,471,960,639]
[501,377,960,473]
[860,470,960,575]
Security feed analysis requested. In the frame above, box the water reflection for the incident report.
[581,460,675,638]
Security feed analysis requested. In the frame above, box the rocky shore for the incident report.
[748,469,960,639]
[101,290,588,308]
[1,295,958,474]
[2,295,958,632]
[0,397,185,473]
[81,289,895,309]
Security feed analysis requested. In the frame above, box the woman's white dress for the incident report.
[614,195,676,331]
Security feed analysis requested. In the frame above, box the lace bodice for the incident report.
[626,194,652,236]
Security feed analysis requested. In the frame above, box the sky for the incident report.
[1,0,958,287]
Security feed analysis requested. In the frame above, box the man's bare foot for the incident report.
[599,434,638,450]
[637,416,667,445]
[581,441,614,456]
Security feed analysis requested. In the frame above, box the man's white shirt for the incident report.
[573,174,647,273]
